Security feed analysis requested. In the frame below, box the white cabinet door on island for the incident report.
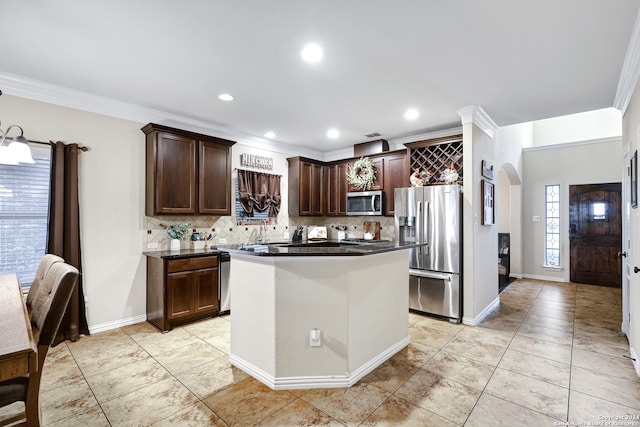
[227,248,410,390]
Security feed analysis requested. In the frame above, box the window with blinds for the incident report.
[0,146,51,287]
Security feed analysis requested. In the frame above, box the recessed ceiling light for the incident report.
[327,128,339,139]
[218,93,234,101]
[404,109,419,120]
[264,131,276,139]
[301,43,323,63]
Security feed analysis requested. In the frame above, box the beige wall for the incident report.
[0,94,148,329]
[462,123,499,323]
[493,122,528,279]
[521,140,622,281]
[496,170,511,233]
[531,108,622,148]
[460,116,526,324]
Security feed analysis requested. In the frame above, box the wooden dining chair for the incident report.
[0,262,79,427]
[25,254,64,315]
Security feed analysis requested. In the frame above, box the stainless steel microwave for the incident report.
[346,190,383,216]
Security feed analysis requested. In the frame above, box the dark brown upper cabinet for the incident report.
[326,161,350,216]
[288,157,326,216]
[290,150,408,217]
[345,151,408,216]
[346,156,384,193]
[143,123,235,216]
[381,151,409,216]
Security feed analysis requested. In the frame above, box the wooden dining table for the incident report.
[0,273,37,382]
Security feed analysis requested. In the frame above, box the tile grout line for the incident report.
[467,281,576,424]
[461,286,534,426]
[566,281,577,424]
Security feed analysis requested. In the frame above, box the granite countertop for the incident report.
[213,240,423,257]
[143,248,221,259]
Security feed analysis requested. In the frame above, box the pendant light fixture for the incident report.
[0,121,34,165]
[0,89,35,165]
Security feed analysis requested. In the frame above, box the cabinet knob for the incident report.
[634,267,640,274]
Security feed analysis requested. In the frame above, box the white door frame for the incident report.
[623,144,632,336]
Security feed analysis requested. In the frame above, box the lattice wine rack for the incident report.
[406,135,463,184]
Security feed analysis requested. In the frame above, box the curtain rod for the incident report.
[32,140,89,151]
[234,168,281,177]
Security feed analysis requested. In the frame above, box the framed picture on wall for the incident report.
[632,150,638,209]
[482,179,495,225]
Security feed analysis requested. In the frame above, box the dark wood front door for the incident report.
[569,183,622,287]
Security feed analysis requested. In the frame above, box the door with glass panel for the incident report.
[569,183,622,287]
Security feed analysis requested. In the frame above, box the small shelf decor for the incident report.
[409,168,430,187]
[347,157,377,190]
[440,163,459,184]
[165,222,190,250]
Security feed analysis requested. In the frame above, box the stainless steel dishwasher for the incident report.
[219,252,230,314]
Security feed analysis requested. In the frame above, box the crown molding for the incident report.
[456,105,498,138]
[322,147,355,162]
[0,71,324,159]
[521,135,621,152]
[320,127,465,162]
[388,126,464,148]
[234,139,322,159]
[614,9,640,115]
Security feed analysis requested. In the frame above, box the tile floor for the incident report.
[2,279,640,426]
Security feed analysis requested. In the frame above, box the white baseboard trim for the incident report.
[462,296,500,326]
[522,274,565,283]
[229,336,410,390]
[630,346,640,378]
[88,314,148,334]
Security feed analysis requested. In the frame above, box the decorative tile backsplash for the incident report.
[291,216,396,241]
[143,214,396,250]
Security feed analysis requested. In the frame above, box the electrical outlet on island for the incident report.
[310,328,322,347]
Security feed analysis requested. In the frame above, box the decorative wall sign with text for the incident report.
[240,153,274,170]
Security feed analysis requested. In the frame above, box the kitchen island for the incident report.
[217,240,417,390]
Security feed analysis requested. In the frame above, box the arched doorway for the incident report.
[496,163,522,292]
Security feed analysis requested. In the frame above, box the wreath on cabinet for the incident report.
[346,157,377,190]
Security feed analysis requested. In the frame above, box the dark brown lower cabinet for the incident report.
[147,255,219,332]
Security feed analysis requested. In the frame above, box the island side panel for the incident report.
[347,250,410,371]
[229,255,277,376]
[274,257,350,378]
[227,248,412,389]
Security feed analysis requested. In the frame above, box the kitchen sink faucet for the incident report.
[257,219,268,244]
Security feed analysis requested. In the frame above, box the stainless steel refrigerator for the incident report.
[394,185,462,321]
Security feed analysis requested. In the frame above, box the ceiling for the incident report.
[1,0,639,152]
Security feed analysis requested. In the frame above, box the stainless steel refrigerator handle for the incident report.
[417,201,422,255]
[425,201,430,255]
[409,269,452,281]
